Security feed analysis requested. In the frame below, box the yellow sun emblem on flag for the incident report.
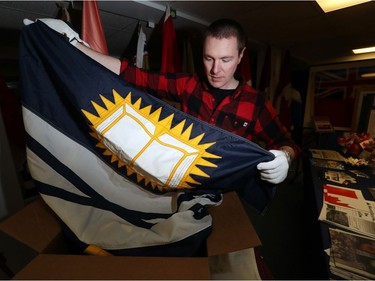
[82,89,221,192]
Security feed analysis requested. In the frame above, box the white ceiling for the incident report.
[1,1,375,65]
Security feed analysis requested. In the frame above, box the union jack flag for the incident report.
[315,67,375,99]
[313,65,375,128]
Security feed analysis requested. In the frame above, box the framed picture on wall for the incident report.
[352,89,375,132]
[303,60,375,131]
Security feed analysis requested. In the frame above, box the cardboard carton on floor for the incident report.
[0,191,261,279]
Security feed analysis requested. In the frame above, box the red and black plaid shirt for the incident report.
[120,60,300,156]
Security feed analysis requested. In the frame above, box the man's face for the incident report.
[203,36,244,89]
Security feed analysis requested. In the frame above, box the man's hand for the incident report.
[257,150,290,184]
[23,18,89,47]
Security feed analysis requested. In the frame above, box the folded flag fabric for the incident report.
[19,22,274,256]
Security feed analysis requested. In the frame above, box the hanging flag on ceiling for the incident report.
[136,24,147,69]
[55,2,71,23]
[161,5,181,73]
[122,23,149,70]
[121,22,139,64]
[82,0,108,55]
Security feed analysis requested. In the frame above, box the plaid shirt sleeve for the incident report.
[253,92,301,157]
[119,59,192,103]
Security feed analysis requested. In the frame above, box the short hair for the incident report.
[204,18,246,53]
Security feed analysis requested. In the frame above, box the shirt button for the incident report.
[210,118,214,123]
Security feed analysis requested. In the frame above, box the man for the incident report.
[24,17,299,185]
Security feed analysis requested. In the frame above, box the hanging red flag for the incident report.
[161,5,181,73]
[82,0,108,55]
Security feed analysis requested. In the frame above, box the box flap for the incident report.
[13,254,210,280]
[0,231,38,278]
[207,191,261,256]
[0,197,61,253]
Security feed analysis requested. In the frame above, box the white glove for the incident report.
[257,150,290,184]
[23,18,90,47]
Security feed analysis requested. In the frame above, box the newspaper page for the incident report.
[309,149,346,161]
[319,184,375,238]
[329,228,375,280]
[323,170,357,185]
[310,158,345,170]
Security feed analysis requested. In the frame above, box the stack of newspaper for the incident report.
[319,184,375,279]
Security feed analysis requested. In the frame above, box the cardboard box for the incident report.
[0,191,261,279]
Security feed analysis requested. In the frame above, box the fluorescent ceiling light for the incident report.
[361,73,375,78]
[316,0,371,13]
[352,46,375,54]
